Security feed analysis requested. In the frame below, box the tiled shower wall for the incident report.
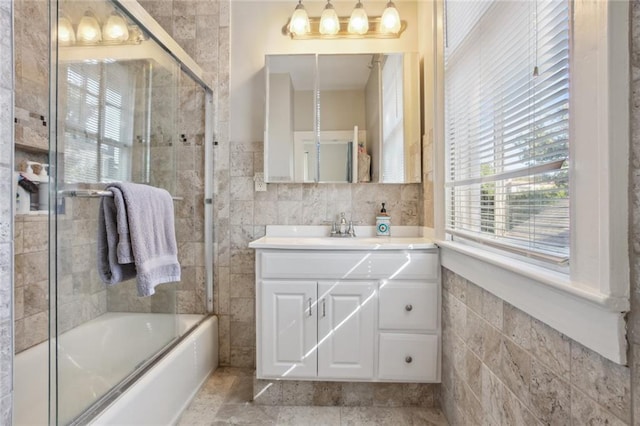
[14,210,109,354]
[106,67,209,315]
[14,0,48,151]
[0,0,13,422]
[136,0,227,319]
[439,5,640,424]
[10,0,108,354]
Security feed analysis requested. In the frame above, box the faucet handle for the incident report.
[347,220,355,237]
[323,219,338,235]
[347,218,364,237]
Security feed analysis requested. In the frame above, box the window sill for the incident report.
[437,240,628,364]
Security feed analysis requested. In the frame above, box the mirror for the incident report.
[264,53,421,184]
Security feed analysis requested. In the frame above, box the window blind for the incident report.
[444,0,570,263]
[63,61,135,183]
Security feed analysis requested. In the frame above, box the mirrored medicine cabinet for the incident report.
[264,53,421,184]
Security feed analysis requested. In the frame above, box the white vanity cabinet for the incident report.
[253,244,441,383]
[261,280,376,380]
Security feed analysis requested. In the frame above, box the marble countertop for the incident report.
[248,225,437,250]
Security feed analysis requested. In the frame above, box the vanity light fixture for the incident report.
[288,0,311,36]
[319,0,340,36]
[102,11,130,43]
[282,0,406,39]
[57,15,75,45]
[348,1,369,35]
[76,10,102,44]
[59,9,143,47]
[380,0,401,34]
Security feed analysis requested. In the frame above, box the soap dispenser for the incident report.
[376,202,391,237]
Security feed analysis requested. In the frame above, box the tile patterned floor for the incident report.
[178,368,449,425]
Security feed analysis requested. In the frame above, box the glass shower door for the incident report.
[50,0,185,423]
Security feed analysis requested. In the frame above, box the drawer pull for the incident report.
[405,304,413,312]
[405,356,413,364]
[308,298,312,317]
[322,298,326,318]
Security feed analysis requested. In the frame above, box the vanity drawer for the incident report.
[261,251,438,280]
[378,282,438,331]
[378,333,438,381]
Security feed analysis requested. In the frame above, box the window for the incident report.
[435,0,629,363]
[63,61,135,183]
[444,0,570,265]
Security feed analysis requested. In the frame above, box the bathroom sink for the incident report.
[248,226,436,250]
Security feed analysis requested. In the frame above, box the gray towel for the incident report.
[97,182,181,296]
[98,191,137,286]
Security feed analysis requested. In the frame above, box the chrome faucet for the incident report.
[327,212,357,237]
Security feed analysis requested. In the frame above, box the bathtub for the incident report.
[14,312,218,425]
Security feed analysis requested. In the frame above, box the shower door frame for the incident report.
[48,0,216,423]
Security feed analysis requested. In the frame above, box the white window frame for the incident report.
[431,0,630,364]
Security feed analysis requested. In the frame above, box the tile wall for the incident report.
[14,202,111,354]
[106,67,209,315]
[14,0,48,151]
[137,0,227,318]
[440,268,632,424]
[11,0,55,355]
[0,0,13,422]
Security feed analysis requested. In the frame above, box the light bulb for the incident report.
[103,11,130,42]
[381,0,401,34]
[348,1,369,35]
[76,11,102,44]
[319,1,339,36]
[58,16,75,45]
[289,1,310,36]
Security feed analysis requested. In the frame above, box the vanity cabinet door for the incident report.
[317,281,376,379]
[261,281,317,378]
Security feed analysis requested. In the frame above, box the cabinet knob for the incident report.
[405,304,413,312]
[405,356,413,364]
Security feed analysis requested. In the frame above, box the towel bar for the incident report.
[58,189,183,201]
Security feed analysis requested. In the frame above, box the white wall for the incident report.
[230,0,420,142]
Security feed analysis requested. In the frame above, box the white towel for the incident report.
[97,182,181,296]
